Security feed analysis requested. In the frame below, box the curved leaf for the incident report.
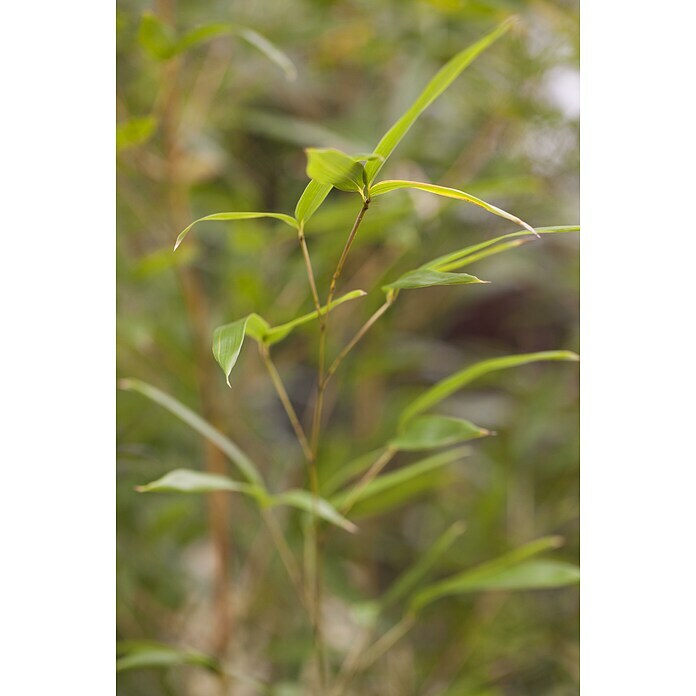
[370,180,536,235]
[117,641,220,674]
[271,490,358,534]
[174,212,298,251]
[364,19,514,183]
[305,148,380,193]
[136,468,263,499]
[116,116,157,153]
[212,290,366,384]
[294,180,333,225]
[400,350,579,425]
[423,225,580,272]
[118,379,264,486]
[411,535,576,611]
[390,415,491,451]
[382,269,487,292]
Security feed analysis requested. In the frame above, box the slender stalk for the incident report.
[259,344,314,462]
[323,298,393,387]
[339,447,398,516]
[298,224,323,316]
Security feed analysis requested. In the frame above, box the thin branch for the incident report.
[339,447,398,517]
[298,224,323,316]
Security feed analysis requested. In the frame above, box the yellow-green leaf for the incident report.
[390,415,491,451]
[382,269,487,292]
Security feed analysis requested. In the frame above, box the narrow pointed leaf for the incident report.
[364,19,514,182]
[272,490,358,533]
[401,350,579,425]
[305,148,379,193]
[117,641,220,674]
[424,225,580,272]
[136,468,262,499]
[390,415,491,451]
[265,289,366,345]
[382,269,487,292]
[380,521,467,609]
[295,180,333,224]
[370,180,536,235]
[118,379,264,486]
[174,212,298,251]
[138,13,178,60]
[411,535,575,611]
[332,446,471,511]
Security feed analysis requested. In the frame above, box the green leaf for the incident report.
[382,269,487,292]
[138,15,296,79]
[294,180,333,225]
[264,289,366,345]
[390,415,491,451]
[400,350,579,425]
[364,19,514,183]
[411,536,577,611]
[271,490,358,534]
[305,148,380,194]
[212,290,365,383]
[370,180,536,235]
[423,225,579,272]
[174,212,298,251]
[138,13,178,60]
[118,379,264,486]
[116,116,157,153]
[135,468,263,499]
[117,641,220,674]
[331,446,471,511]
[379,521,467,609]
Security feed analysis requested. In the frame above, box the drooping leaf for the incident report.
[138,15,296,79]
[116,116,157,153]
[400,351,579,425]
[331,446,471,512]
[382,268,487,292]
[174,212,298,251]
[370,180,536,235]
[411,535,577,611]
[118,379,264,486]
[364,19,514,183]
[271,490,358,533]
[390,415,491,451]
[117,640,220,674]
[379,521,467,609]
[305,148,380,194]
[294,180,334,225]
[135,468,263,499]
[212,290,366,384]
[423,225,579,272]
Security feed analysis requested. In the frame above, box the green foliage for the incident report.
[118,4,579,693]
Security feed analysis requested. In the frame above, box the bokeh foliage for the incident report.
[117,0,579,693]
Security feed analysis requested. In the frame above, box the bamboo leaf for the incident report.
[331,446,471,511]
[305,148,380,193]
[380,521,467,609]
[174,212,298,251]
[265,289,366,345]
[271,490,358,534]
[401,351,579,425]
[118,379,264,486]
[117,640,220,674]
[411,536,577,611]
[382,269,487,292]
[212,291,365,384]
[364,19,514,183]
[136,469,263,499]
[423,225,579,272]
[390,415,491,451]
[370,180,536,235]
[116,116,157,153]
[294,180,333,225]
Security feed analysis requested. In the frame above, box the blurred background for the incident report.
[117,0,579,694]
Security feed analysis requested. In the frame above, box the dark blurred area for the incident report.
[117,0,578,693]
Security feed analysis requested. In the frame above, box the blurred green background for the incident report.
[117,0,579,694]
